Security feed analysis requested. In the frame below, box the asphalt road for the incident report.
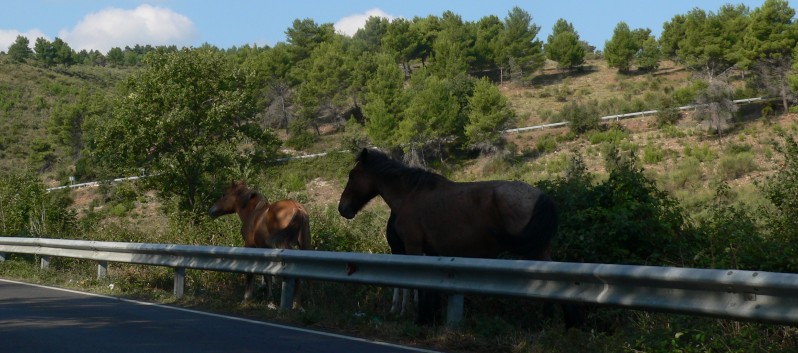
[0,279,439,353]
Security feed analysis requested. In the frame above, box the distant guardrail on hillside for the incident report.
[47,97,768,192]
[501,96,766,134]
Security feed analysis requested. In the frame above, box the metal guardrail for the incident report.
[2,237,798,326]
[502,96,766,134]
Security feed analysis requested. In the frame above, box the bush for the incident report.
[655,108,682,128]
[560,100,600,135]
[0,171,76,237]
[716,152,757,180]
[758,135,798,272]
[539,149,695,265]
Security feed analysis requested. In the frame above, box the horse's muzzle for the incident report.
[338,202,356,219]
[208,205,220,219]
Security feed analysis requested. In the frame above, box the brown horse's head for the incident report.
[209,181,250,218]
[338,149,380,219]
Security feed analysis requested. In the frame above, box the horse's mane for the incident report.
[360,149,448,190]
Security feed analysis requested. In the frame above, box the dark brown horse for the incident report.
[338,148,583,327]
[209,181,311,308]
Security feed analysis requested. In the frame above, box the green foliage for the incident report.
[495,7,545,79]
[642,143,666,164]
[693,182,770,270]
[684,143,717,162]
[604,22,638,73]
[464,77,514,151]
[758,135,798,271]
[655,107,683,128]
[586,126,629,145]
[545,19,586,70]
[560,100,600,134]
[397,71,470,148]
[0,171,75,237]
[8,35,32,62]
[539,149,695,265]
[635,34,662,71]
[90,47,280,214]
[716,151,757,180]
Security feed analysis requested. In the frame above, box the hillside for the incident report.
[0,57,131,178]
[3,55,798,353]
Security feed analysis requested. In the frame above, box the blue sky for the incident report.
[1,1,769,53]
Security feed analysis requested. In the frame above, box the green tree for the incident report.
[48,90,108,159]
[676,7,743,75]
[660,14,686,60]
[285,18,335,63]
[107,47,124,66]
[745,0,796,111]
[473,15,503,70]
[293,38,357,146]
[635,32,661,71]
[464,77,514,152]
[51,38,74,66]
[90,48,280,214]
[430,30,469,77]
[0,172,75,237]
[363,52,405,147]
[7,35,32,62]
[353,16,389,53]
[545,19,585,70]
[496,7,545,82]
[398,71,463,149]
[604,22,638,73]
[382,17,420,76]
[33,37,55,67]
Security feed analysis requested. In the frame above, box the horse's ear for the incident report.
[357,148,369,162]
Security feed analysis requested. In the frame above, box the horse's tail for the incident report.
[517,192,559,260]
[295,206,312,251]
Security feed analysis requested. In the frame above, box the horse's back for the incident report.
[264,199,310,250]
[397,180,554,258]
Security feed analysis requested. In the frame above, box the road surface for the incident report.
[0,279,439,353]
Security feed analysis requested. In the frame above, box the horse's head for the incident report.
[338,148,380,219]
[209,181,249,218]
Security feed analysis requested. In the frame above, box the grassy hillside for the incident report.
[3,56,798,352]
[0,56,131,179]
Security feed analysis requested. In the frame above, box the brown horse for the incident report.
[338,148,583,327]
[209,181,311,308]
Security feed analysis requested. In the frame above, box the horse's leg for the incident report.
[401,288,412,316]
[244,273,255,302]
[386,212,408,315]
[391,288,401,314]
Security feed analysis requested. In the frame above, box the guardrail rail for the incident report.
[2,237,797,327]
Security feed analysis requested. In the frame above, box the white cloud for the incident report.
[334,8,395,37]
[58,4,197,53]
[0,29,48,53]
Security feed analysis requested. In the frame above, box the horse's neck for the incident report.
[377,171,448,211]
[237,193,268,222]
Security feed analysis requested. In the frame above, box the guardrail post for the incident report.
[280,277,296,311]
[446,294,464,327]
[40,255,50,270]
[0,252,6,262]
[97,261,108,280]
[173,267,185,298]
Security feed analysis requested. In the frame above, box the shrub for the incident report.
[539,149,695,265]
[757,135,798,272]
[587,126,629,145]
[716,152,757,180]
[655,108,682,128]
[560,100,600,135]
[642,143,665,164]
